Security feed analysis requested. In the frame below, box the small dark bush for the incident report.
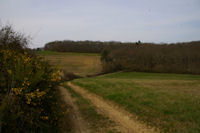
[61,70,82,81]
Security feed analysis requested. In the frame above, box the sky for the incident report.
[0,0,200,48]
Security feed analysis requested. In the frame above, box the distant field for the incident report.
[72,72,200,133]
[37,51,102,77]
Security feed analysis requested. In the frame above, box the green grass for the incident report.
[63,83,120,133]
[103,71,200,80]
[72,72,200,133]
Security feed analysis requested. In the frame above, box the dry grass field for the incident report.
[37,51,102,77]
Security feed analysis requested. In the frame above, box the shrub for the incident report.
[61,70,82,81]
[0,25,28,51]
[0,25,68,132]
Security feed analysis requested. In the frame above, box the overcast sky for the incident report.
[0,0,200,48]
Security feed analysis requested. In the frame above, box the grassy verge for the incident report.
[63,83,120,133]
[72,72,200,133]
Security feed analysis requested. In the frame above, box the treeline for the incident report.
[44,40,141,53]
[44,40,200,74]
[101,41,200,74]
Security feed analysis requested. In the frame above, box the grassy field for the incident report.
[72,72,200,133]
[36,51,102,77]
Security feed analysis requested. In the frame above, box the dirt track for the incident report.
[59,86,90,133]
[67,82,159,133]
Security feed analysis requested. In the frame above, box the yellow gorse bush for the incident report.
[0,49,62,98]
[0,48,65,132]
[0,26,68,132]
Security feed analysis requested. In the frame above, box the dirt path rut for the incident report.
[59,86,90,133]
[67,82,159,133]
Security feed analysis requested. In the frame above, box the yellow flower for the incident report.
[25,92,35,104]
[51,78,57,82]
[23,79,30,86]
[41,116,49,120]
[12,88,23,95]
[7,69,12,75]
[50,70,62,82]
[26,98,31,104]
[36,90,46,98]
[23,57,30,63]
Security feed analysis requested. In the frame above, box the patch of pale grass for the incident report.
[41,54,102,77]
[104,78,200,97]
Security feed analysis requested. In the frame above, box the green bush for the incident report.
[0,25,68,132]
